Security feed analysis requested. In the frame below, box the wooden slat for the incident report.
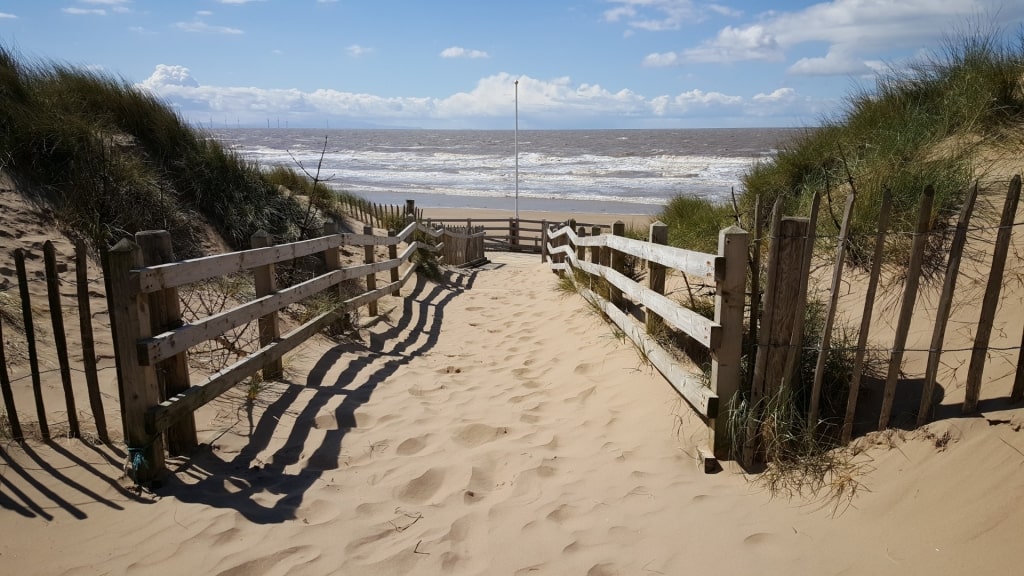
[141,256,405,365]
[579,286,718,418]
[137,234,342,293]
[44,241,80,438]
[148,262,423,437]
[0,312,22,440]
[15,249,48,440]
[879,186,934,430]
[841,189,892,443]
[566,251,718,348]
[808,191,854,430]
[75,239,107,443]
[918,183,978,424]
[963,175,1021,414]
[604,234,717,279]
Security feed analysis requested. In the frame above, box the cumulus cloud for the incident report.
[136,65,828,127]
[630,0,1024,75]
[440,46,489,59]
[683,25,783,63]
[140,64,201,89]
[642,52,679,67]
[0,12,17,19]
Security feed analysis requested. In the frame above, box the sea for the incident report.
[210,128,802,216]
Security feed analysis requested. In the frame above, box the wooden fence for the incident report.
[105,220,443,482]
[0,240,110,444]
[546,220,748,467]
[437,225,487,267]
[425,217,610,255]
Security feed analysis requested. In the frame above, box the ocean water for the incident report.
[211,128,801,215]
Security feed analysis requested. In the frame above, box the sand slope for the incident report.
[3,251,1024,575]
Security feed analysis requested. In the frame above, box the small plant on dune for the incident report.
[0,290,22,330]
[726,298,876,512]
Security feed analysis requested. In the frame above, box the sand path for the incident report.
[2,252,1024,575]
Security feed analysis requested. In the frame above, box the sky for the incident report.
[1,0,1023,129]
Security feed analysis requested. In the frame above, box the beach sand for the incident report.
[2,201,1024,575]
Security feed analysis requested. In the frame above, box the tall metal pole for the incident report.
[514,79,519,220]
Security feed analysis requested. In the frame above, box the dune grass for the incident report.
[0,46,361,257]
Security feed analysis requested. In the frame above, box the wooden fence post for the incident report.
[808,191,854,430]
[15,249,48,440]
[589,225,602,266]
[136,230,197,455]
[44,241,80,438]
[406,199,416,220]
[541,220,549,263]
[76,239,108,443]
[576,226,587,262]
[712,225,749,459]
[647,221,668,336]
[0,314,22,440]
[510,218,519,249]
[841,190,892,443]
[388,229,400,294]
[324,220,342,298]
[879,185,934,430]
[363,225,378,316]
[746,210,807,465]
[918,183,978,424]
[963,175,1021,414]
[106,238,164,482]
[609,221,626,310]
[251,230,283,380]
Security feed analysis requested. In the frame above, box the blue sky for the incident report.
[2,0,1023,129]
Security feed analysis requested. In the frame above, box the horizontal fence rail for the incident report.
[106,222,443,482]
[547,220,748,464]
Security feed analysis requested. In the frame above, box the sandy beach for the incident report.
[2,202,1024,575]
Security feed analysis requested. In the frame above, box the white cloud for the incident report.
[81,0,131,4]
[63,7,107,15]
[217,0,265,4]
[604,0,734,32]
[667,0,1024,71]
[197,10,213,16]
[0,12,17,19]
[642,51,679,67]
[440,46,489,59]
[682,24,783,63]
[174,20,244,34]
[140,64,201,89]
[136,65,828,127]
[346,44,372,57]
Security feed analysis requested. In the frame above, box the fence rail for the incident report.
[547,220,748,466]
[106,220,443,482]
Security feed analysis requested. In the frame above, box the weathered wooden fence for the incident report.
[105,220,443,482]
[741,175,1024,465]
[546,220,748,466]
[0,239,110,444]
[426,217,611,255]
[437,225,487,267]
[339,197,424,231]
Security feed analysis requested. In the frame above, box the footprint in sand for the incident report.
[452,423,509,447]
[396,467,446,503]
[396,436,427,455]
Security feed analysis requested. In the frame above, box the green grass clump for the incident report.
[0,45,334,257]
[656,195,734,256]
[661,28,1024,269]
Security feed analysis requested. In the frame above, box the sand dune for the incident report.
[3,232,1024,574]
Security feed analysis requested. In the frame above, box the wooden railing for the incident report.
[547,221,748,466]
[438,225,487,267]
[106,221,443,482]
[425,217,604,254]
